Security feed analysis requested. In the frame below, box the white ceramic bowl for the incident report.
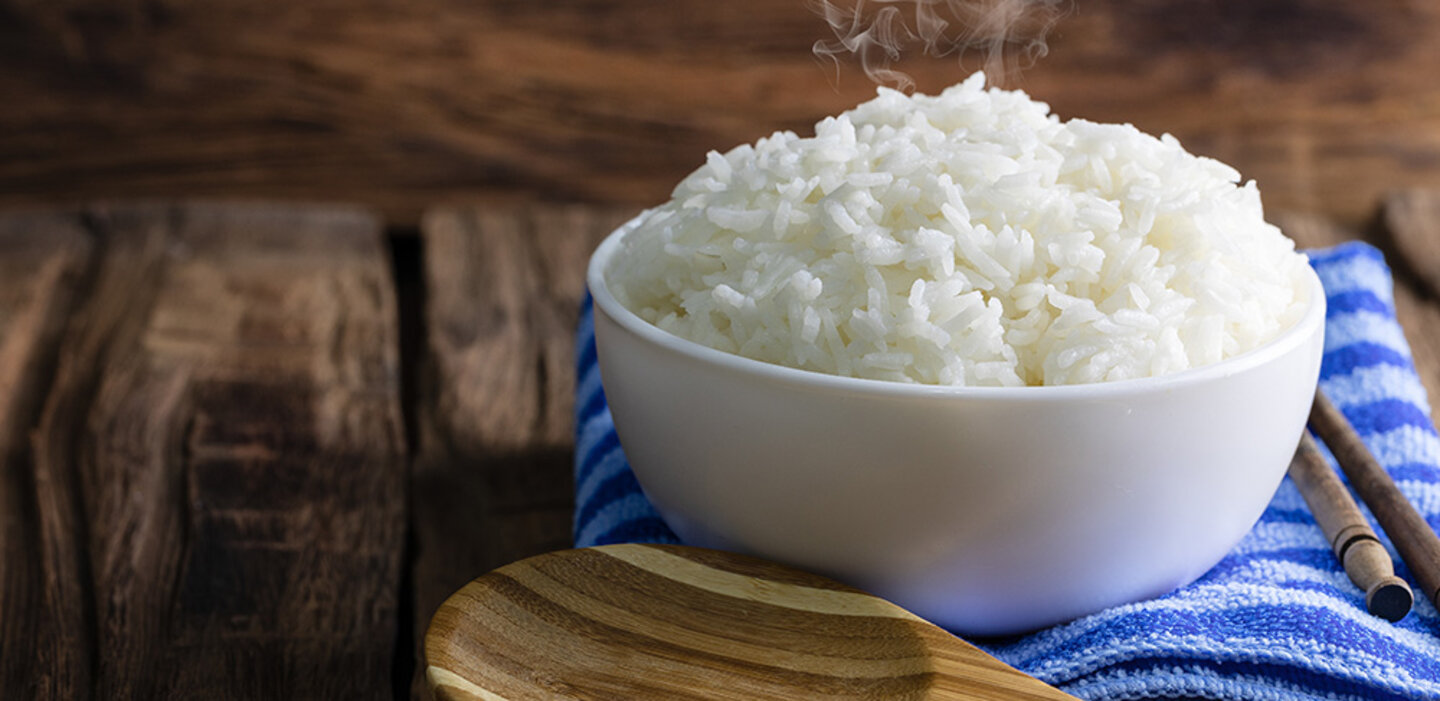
[587,218,1326,635]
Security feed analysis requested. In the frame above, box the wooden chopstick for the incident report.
[1309,390,1440,611]
[1288,433,1412,620]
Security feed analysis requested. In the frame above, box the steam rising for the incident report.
[810,0,1069,91]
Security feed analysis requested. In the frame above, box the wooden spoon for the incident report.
[425,543,1075,700]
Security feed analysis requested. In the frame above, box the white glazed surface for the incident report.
[588,217,1327,635]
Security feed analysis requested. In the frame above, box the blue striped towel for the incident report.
[573,241,1440,700]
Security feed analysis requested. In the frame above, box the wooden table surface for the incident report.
[5,1,1440,230]
[1,197,1438,699]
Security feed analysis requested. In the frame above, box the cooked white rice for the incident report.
[606,72,1310,386]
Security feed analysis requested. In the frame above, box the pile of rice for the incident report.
[606,72,1310,387]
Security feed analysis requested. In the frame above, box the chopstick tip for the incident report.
[1366,576,1413,623]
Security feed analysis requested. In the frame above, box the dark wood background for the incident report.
[3,0,1440,228]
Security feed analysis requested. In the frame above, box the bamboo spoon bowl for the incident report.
[425,544,1076,700]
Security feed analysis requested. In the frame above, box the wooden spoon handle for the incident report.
[425,544,1073,700]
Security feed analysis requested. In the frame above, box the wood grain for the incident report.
[1375,193,1440,436]
[0,212,95,699]
[411,205,634,695]
[5,203,407,699]
[425,544,1076,700]
[1383,189,1440,299]
[3,1,1440,228]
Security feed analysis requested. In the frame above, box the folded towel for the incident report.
[573,241,1440,700]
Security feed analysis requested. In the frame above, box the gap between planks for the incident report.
[408,203,635,699]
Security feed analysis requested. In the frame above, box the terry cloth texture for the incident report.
[573,241,1440,700]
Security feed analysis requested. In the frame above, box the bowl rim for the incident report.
[587,214,1328,401]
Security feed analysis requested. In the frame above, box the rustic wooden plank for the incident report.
[411,204,632,695]
[0,212,95,699]
[1276,211,1440,424]
[18,202,406,699]
[2,1,1439,228]
[1380,193,1440,425]
[1383,189,1440,299]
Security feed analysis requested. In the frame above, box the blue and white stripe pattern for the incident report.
[573,241,1440,699]
[572,298,682,549]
